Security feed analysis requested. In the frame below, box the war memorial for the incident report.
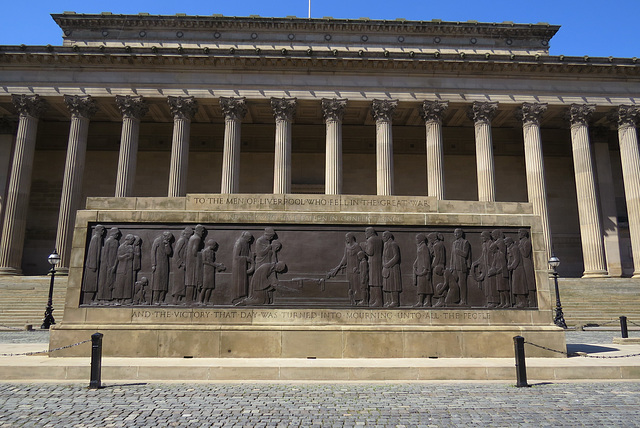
[1,13,639,358]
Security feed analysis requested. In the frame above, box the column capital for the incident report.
[419,100,448,124]
[11,94,47,119]
[610,105,640,129]
[271,97,297,122]
[322,98,347,122]
[566,104,595,127]
[371,99,398,123]
[116,95,149,120]
[220,97,247,121]
[64,95,98,119]
[0,116,17,134]
[168,96,198,120]
[516,102,548,126]
[467,101,498,124]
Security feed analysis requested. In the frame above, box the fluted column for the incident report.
[468,102,498,202]
[371,99,398,196]
[0,95,47,275]
[220,97,247,194]
[115,95,148,197]
[322,98,347,195]
[567,104,607,277]
[271,97,297,194]
[419,100,448,199]
[167,96,198,197]
[55,95,98,270]
[592,127,623,277]
[0,118,17,233]
[613,105,640,277]
[516,102,552,257]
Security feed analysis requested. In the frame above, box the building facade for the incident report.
[1,13,639,277]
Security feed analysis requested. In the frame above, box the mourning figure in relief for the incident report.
[255,227,279,269]
[489,229,511,308]
[506,237,527,308]
[357,251,369,306]
[519,229,536,307]
[238,261,288,306]
[133,277,149,305]
[185,224,206,304]
[133,235,142,283]
[172,226,193,304]
[450,228,471,305]
[82,224,106,304]
[381,231,402,307]
[327,232,362,305]
[472,231,497,307]
[413,233,433,307]
[364,227,384,307]
[151,231,174,305]
[428,232,446,291]
[113,234,136,305]
[232,231,255,303]
[198,239,226,305]
[97,227,121,303]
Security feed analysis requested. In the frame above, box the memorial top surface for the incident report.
[52,13,558,55]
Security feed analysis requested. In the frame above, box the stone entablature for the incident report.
[53,13,558,55]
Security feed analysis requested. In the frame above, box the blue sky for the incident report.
[1,0,638,57]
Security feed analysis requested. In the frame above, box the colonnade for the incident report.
[0,94,639,279]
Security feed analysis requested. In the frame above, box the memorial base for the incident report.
[50,308,565,358]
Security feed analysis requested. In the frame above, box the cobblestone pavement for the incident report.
[0,382,639,427]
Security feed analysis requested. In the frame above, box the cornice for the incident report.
[51,14,560,40]
[1,46,639,78]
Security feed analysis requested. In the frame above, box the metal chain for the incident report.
[525,341,640,359]
[0,324,25,331]
[594,319,620,326]
[628,320,640,327]
[0,339,91,357]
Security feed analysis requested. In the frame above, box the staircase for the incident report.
[558,277,640,327]
[0,276,67,329]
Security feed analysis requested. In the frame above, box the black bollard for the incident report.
[620,316,629,339]
[513,336,529,387]
[89,332,103,389]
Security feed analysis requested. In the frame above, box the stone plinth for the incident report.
[51,194,565,358]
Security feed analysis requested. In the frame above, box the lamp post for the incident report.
[41,249,61,329]
[549,255,567,329]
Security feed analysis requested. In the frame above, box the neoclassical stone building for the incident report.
[1,13,639,277]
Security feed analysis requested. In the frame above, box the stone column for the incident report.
[0,117,17,233]
[55,95,98,270]
[114,95,148,197]
[592,127,623,277]
[219,97,247,194]
[167,96,198,197]
[612,105,640,277]
[271,97,297,194]
[567,104,608,277]
[371,99,398,196]
[322,98,347,195]
[516,102,552,258]
[0,95,47,275]
[419,100,448,199]
[468,101,498,202]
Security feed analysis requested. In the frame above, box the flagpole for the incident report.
[308,0,311,18]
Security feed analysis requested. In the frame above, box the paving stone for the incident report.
[0,382,639,426]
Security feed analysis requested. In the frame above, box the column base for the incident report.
[631,273,640,279]
[581,270,609,279]
[0,267,22,276]
[55,267,69,277]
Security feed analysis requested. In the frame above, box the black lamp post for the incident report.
[549,255,567,329]
[41,249,61,329]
